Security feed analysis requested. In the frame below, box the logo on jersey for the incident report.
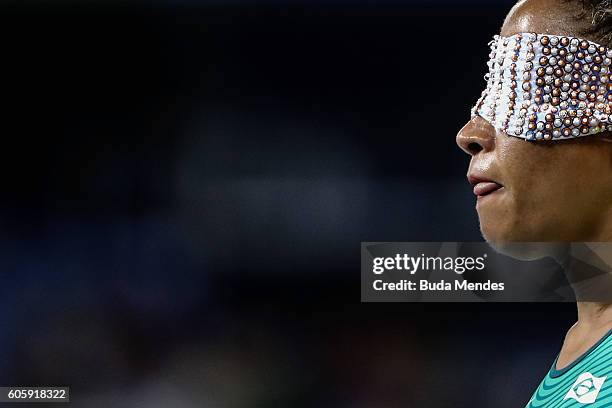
[564,372,607,404]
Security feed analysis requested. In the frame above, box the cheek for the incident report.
[497,137,582,204]
[493,138,612,239]
[496,138,548,209]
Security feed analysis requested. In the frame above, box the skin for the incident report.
[456,0,612,371]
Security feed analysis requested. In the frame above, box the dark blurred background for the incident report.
[0,1,578,407]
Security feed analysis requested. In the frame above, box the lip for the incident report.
[467,174,504,198]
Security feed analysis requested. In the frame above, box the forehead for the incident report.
[501,0,589,38]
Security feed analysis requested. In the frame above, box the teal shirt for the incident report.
[526,330,612,407]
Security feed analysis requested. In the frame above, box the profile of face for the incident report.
[457,0,612,246]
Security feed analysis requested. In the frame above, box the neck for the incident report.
[562,243,612,332]
[576,302,612,331]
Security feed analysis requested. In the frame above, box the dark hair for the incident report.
[580,0,612,46]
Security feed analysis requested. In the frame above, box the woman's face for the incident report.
[456,0,612,244]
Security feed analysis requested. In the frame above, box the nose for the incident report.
[456,116,496,156]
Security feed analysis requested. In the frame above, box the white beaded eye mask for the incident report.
[472,33,612,141]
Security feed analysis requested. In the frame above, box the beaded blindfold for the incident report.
[472,33,612,141]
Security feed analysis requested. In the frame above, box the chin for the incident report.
[480,222,567,261]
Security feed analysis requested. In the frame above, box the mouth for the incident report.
[468,174,504,198]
